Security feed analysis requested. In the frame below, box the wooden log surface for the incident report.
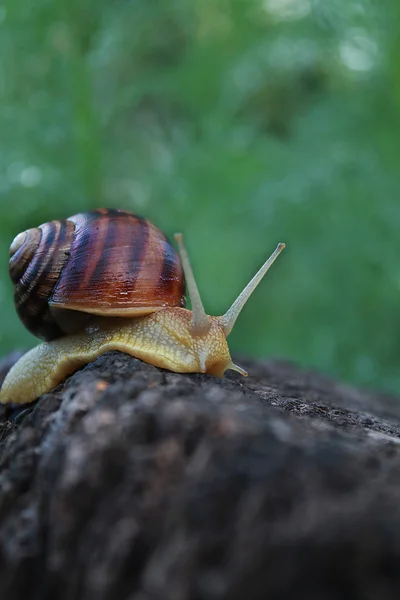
[1,351,400,599]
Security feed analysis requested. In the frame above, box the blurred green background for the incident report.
[1,0,400,392]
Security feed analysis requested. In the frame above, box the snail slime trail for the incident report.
[0,208,286,404]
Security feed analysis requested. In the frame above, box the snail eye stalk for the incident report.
[174,233,211,337]
[220,243,286,337]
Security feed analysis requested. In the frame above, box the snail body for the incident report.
[0,209,285,404]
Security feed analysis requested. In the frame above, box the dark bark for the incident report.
[1,351,400,600]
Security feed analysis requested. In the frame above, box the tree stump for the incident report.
[1,351,400,600]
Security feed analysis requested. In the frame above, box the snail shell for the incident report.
[9,208,186,340]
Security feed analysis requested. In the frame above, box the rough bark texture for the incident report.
[1,351,400,600]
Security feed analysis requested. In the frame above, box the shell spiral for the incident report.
[9,208,186,341]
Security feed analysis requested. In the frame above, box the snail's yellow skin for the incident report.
[0,308,239,405]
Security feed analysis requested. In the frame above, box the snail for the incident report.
[0,208,285,405]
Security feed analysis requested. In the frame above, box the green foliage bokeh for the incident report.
[1,0,400,391]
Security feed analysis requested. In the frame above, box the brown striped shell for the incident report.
[9,209,186,340]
